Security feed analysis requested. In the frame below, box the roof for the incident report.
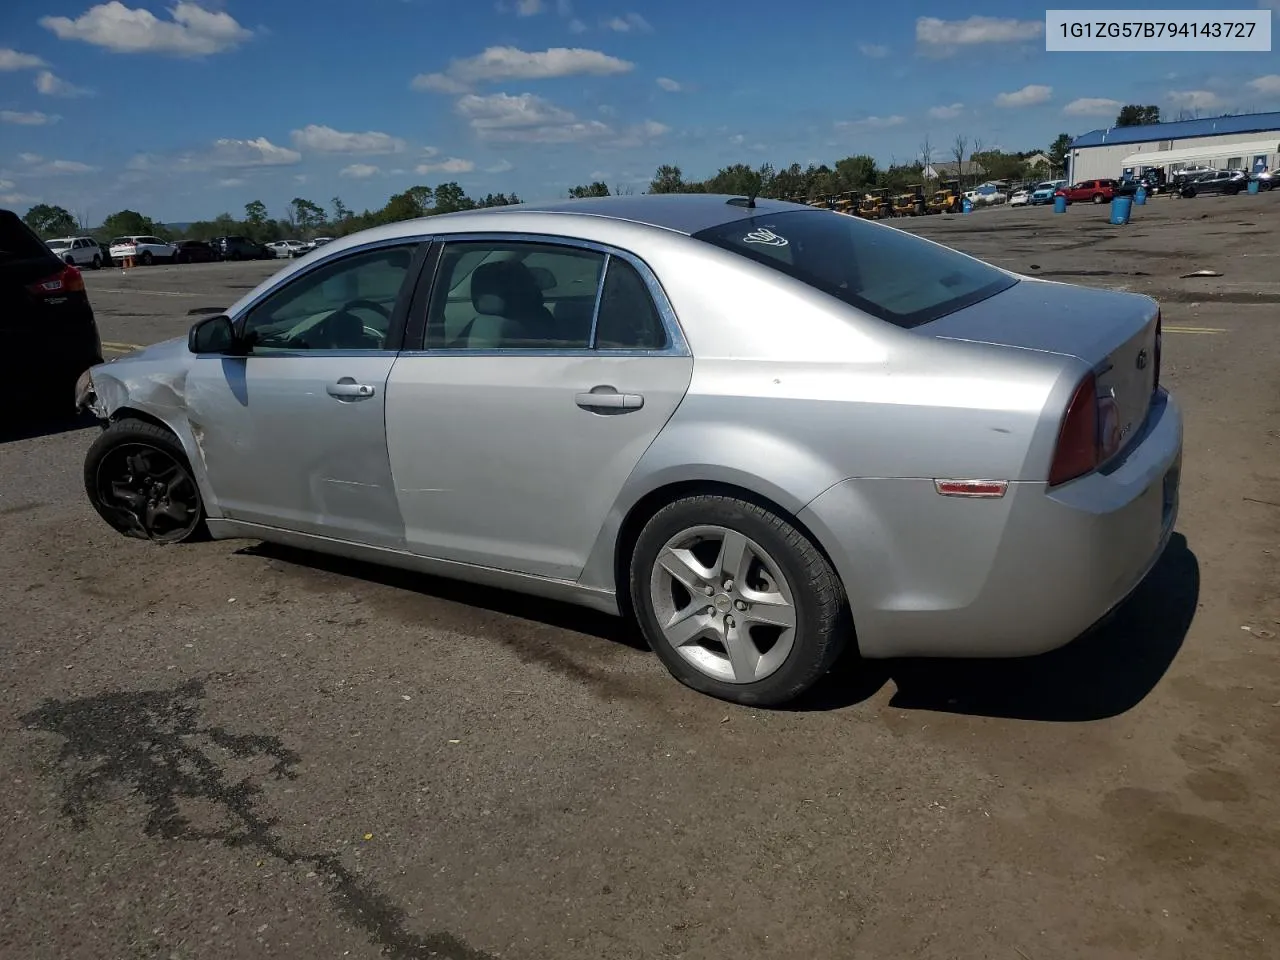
[433,194,811,236]
[1121,138,1280,167]
[1072,111,1280,149]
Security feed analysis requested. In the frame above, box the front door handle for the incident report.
[327,378,376,400]
[575,387,644,411]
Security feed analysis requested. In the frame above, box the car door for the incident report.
[184,239,429,547]
[384,236,694,581]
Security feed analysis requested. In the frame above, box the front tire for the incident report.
[91,254,101,269]
[140,251,154,266]
[84,419,209,543]
[1092,193,1105,204]
[630,494,849,706]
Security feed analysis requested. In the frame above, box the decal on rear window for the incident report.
[743,227,788,247]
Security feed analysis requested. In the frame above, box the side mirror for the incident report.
[188,314,243,355]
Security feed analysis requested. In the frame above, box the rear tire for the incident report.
[91,255,101,269]
[84,419,210,544]
[630,494,850,707]
[1092,193,1104,204]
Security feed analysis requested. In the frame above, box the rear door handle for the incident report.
[327,379,376,400]
[575,388,644,411]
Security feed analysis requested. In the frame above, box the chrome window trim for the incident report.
[400,231,691,359]
[227,235,431,327]
[587,253,610,350]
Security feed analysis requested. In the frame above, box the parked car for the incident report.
[1253,169,1276,191]
[173,239,219,263]
[1008,189,1030,207]
[1177,169,1249,198]
[2,209,103,417]
[46,236,105,269]
[312,236,334,248]
[75,195,1180,707]
[212,235,271,261]
[265,240,308,259]
[109,235,178,265]
[1030,180,1066,205]
[1054,179,1118,205]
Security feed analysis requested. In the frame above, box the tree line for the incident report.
[19,181,521,243]
[21,128,1082,243]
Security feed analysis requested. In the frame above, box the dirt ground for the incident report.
[2,194,1278,960]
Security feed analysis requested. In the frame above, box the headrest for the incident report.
[471,260,544,316]
[527,266,556,291]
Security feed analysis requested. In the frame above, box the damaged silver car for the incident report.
[79,195,1181,706]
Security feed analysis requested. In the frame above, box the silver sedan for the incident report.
[76,195,1182,706]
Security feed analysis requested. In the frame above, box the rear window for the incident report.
[0,210,57,264]
[110,237,134,246]
[692,210,1017,329]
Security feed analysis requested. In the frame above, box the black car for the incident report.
[1,208,103,417]
[1179,169,1249,198]
[213,235,272,261]
[174,239,219,263]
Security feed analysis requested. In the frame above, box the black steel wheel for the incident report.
[84,419,208,543]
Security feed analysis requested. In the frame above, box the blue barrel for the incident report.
[961,197,973,214]
[1135,186,1147,205]
[1053,194,1067,213]
[1109,195,1133,225]
[1248,179,1260,194]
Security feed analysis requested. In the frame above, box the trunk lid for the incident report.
[924,277,1160,463]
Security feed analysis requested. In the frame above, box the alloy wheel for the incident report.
[648,524,798,684]
[95,443,201,542]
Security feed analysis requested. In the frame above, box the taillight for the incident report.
[27,264,85,297]
[1049,372,1100,486]
[1152,310,1162,395]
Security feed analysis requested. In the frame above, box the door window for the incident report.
[426,241,605,349]
[594,257,669,350]
[239,244,415,353]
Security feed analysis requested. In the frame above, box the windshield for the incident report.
[693,209,1017,329]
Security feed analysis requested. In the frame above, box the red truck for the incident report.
[1053,179,1118,205]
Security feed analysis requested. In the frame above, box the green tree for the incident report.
[703,163,763,197]
[331,196,351,223]
[648,164,686,194]
[1115,104,1160,127]
[23,203,78,238]
[290,197,327,234]
[970,150,1028,181]
[432,182,473,214]
[1048,133,1072,172]
[568,182,611,198]
[101,209,161,238]
[833,155,878,191]
[477,192,519,207]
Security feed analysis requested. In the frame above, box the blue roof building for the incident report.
[1068,111,1280,182]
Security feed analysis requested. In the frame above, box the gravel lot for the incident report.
[2,195,1278,960]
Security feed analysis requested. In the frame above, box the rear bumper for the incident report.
[798,389,1183,659]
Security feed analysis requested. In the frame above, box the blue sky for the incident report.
[1,0,1278,222]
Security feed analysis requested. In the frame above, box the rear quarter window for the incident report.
[693,210,1017,329]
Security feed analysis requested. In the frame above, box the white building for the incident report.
[1068,111,1280,182]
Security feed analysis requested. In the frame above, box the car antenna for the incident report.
[726,194,757,209]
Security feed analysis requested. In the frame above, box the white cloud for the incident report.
[516,0,543,14]
[0,109,59,125]
[412,45,633,93]
[340,163,380,179]
[1248,74,1280,95]
[416,157,476,174]
[835,115,907,130]
[215,177,244,187]
[21,156,98,175]
[0,179,13,190]
[1063,97,1122,117]
[40,1,252,56]
[656,76,681,92]
[294,174,308,184]
[35,70,92,97]
[858,43,889,58]
[568,18,587,33]
[995,84,1053,108]
[455,91,666,147]
[1168,89,1225,111]
[928,102,964,119]
[486,159,515,173]
[729,133,744,145]
[127,136,301,174]
[0,48,47,70]
[290,124,406,154]
[0,192,35,205]
[556,0,573,13]
[917,16,1042,49]
[604,13,653,33]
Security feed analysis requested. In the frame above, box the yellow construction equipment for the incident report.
[832,192,858,215]
[926,179,961,215]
